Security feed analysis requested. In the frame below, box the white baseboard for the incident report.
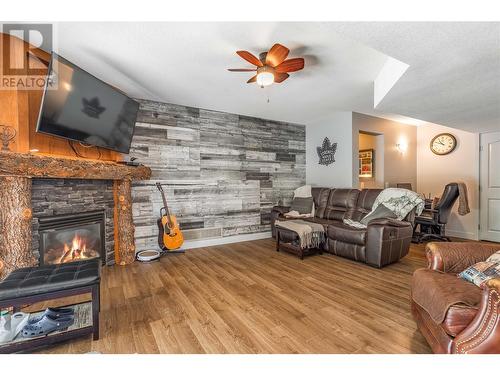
[180,231,273,250]
[445,229,478,241]
[172,228,477,251]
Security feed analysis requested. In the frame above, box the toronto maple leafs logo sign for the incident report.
[317,137,337,165]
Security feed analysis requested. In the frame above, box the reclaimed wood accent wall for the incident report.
[130,100,306,252]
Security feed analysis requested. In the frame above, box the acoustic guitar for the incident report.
[156,183,184,251]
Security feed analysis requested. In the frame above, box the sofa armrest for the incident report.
[451,277,500,354]
[368,218,412,227]
[365,219,413,268]
[426,242,500,274]
[403,207,416,226]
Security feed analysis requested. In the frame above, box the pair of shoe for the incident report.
[22,307,75,338]
[0,311,29,343]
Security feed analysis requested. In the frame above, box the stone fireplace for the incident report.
[0,151,151,280]
[38,210,106,266]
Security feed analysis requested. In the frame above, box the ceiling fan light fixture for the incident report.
[256,71,274,87]
[256,65,275,87]
[229,44,303,86]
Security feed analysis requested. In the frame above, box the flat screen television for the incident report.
[36,53,139,154]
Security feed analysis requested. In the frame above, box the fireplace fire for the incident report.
[48,233,99,264]
[38,210,105,266]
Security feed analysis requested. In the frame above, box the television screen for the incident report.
[36,53,139,154]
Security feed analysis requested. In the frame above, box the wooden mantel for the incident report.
[0,151,152,279]
[0,151,150,180]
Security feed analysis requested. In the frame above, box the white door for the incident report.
[480,132,500,242]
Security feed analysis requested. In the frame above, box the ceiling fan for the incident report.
[228,43,305,87]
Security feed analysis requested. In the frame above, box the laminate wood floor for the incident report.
[37,239,432,354]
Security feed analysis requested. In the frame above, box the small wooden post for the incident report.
[0,176,36,279]
[113,179,136,265]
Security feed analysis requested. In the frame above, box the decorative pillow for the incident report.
[290,197,314,215]
[360,204,397,225]
[486,251,500,263]
[459,261,500,287]
[294,185,315,216]
[293,185,312,198]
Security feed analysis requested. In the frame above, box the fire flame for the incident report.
[58,234,91,263]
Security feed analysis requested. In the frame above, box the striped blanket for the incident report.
[275,219,325,249]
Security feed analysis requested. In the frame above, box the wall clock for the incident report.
[430,133,457,155]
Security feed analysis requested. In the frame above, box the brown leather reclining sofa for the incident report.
[411,242,500,354]
[270,188,415,268]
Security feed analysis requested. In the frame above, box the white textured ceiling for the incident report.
[331,22,500,133]
[50,22,499,132]
[53,22,387,125]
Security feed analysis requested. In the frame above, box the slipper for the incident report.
[28,307,75,325]
[22,315,74,338]
[0,312,29,343]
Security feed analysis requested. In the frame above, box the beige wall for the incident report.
[417,123,479,240]
[353,113,417,190]
[309,111,477,241]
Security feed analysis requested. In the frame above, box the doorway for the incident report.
[358,131,384,189]
[480,132,500,242]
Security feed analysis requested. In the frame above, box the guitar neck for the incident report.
[163,196,171,217]
[159,186,171,217]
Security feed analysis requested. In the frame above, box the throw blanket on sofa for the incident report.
[371,188,425,219]
[275,219,325,249]
[344,188,424,229]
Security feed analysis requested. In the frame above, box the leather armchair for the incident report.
[426,242,500,274]
[412,242,500,354]
[452,277,500,354]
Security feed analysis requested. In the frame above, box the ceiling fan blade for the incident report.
[274,73,289,83]
[266,44,290,67]
[228,68,257,72]
[275,58,305,73]
[247,75,257,83]
[236,51,263,67]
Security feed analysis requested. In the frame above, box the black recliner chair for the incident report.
[412,183,459,243]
